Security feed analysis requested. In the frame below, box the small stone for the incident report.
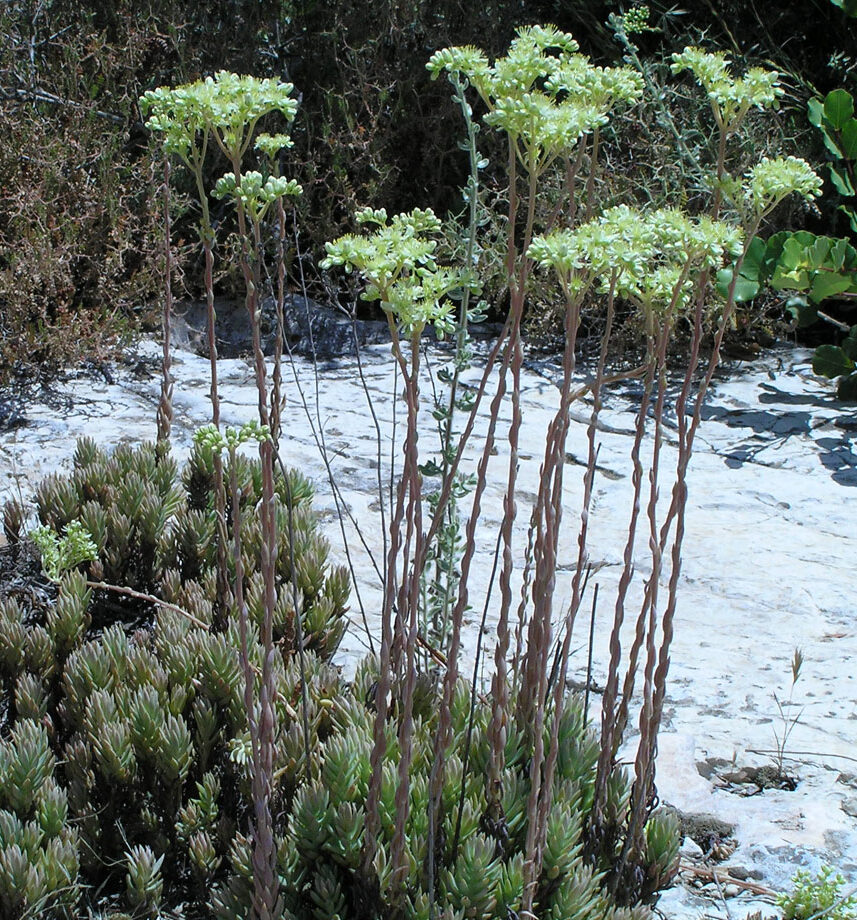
[724,884,740,898]
[659,805,735,842]
[727,865,763,881]
[840,796,857,818]
[680,836,704,859]
[697,757,733,780]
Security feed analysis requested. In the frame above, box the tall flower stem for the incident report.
[227,157,280,920]
[156,155,174,449]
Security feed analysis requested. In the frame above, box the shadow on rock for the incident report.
[173,294,390,361]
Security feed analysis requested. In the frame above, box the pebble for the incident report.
[840,796,857,818]
[680,836,704,859]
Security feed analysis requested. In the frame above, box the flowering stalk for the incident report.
[143,74,300,920]
[156,155,174,449]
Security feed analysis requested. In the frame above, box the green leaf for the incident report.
[792,230,823,247]
[810,271,855,303]
[829,237,852,272]
[717,267,759,302]
[832,0,857,17]
[840,204,857,235]
[762,231,798,278]
[842,328,857,361]
[837,373,857,401]
[808,97,824,129]
[821,128,845,158]
[779,235,811,271]
[813,344,855,378]
[830,164,856,197]
[419,460,443,477]
[824,89,854,130]
[771,264,810,292]
[808,236,833,269]
[715,237,768,302]
[841,120,857,160]
[741,235,767,281]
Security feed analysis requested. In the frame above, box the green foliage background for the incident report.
[1,0,855,379]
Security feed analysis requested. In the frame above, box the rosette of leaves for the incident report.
[7,611,340,914]
[35,439,181,592]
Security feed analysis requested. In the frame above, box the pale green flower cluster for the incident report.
[30,521,98,582]
[141,85,206,160]
[428,24,642,166]
[322,209,466,334]
[426,46,492,92]
[141,72,297,161]
[530,206,742,308]
[194,421,272,452]
[544,56,646,110]
[255,133,294,158]
[490,24,579,96]
[745,156,823,214]
[621,4,653,35]
[671,47,783,129]
[213,171,302,220]
[484,94,608,156]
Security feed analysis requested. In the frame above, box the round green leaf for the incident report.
[841,119,857,161]
[809,270,856,303]
[842,328,857,361]
[836,373,857,401]
[824,89,854,130]
[715,266,759,303]
[813,344,855,378]
[742,235,767,281]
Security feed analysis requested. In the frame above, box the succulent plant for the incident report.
[125,844,164,916]
[0,434,679,917]
[0,439,351,917]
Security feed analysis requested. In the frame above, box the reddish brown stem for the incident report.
[156,156,174,447]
